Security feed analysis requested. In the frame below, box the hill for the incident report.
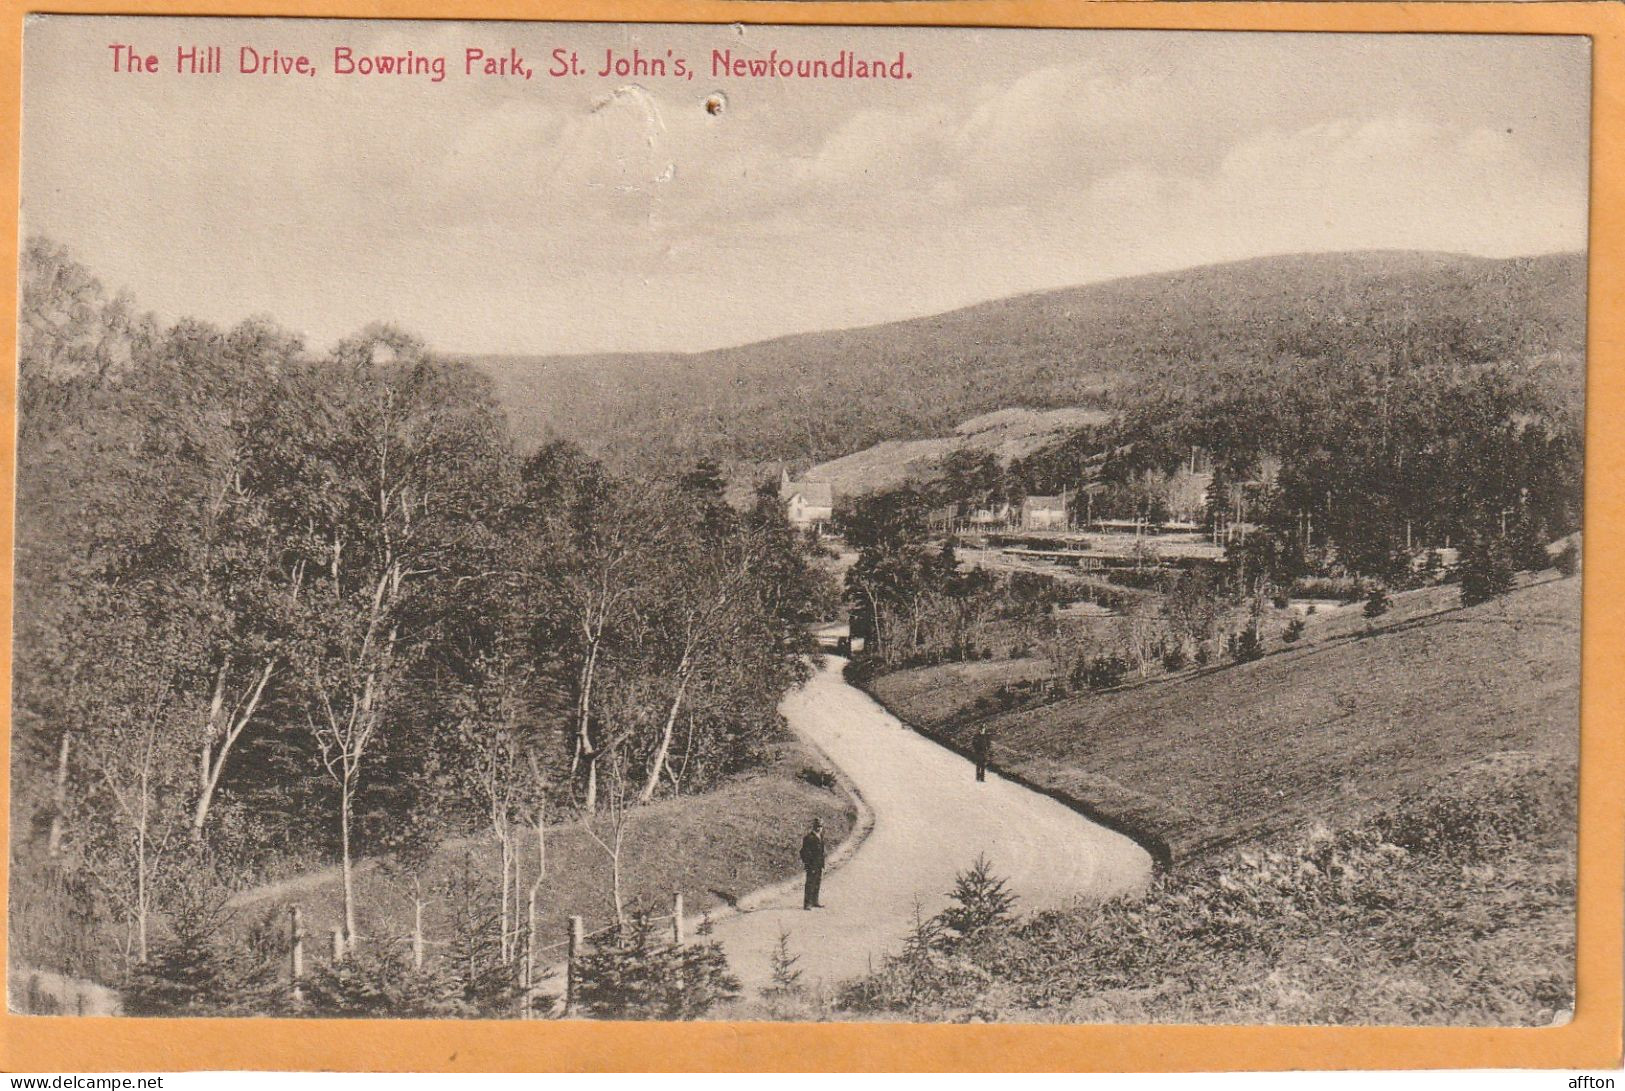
[468,250,1585,465]
[865,575,1580,863]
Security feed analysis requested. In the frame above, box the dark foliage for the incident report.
[1554,539,1580,578]
[298,946,470,1018]
[1227,627,1265,664]
[935,855,1019,952]
[573,915,740,1019]
[1459,536,1518,606]
[11,237,831,992]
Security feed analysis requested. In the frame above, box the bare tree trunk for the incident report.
[610,823,626,927]
[582,757,598,815]
[523,886,537,1017]
[196,664,228,839]
[498,826,512,962]
[135,762,150,964]
[639,663,692,804]
[192,660,274,836]
[339,771,357,946]
[574,640,601,812]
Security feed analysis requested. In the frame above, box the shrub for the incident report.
[799,767,837,791]
[1508,517,1555,572]
[1161,644,1188,671]
[299,944,471,1018]
[1227,627,1264,663]
[1282,617,1306,644]
[764,927,803,1001]
[1555,539,1579,578]
[1084,653,1130,690]
[574,914,740,1019]
[1363,586,1391,619]
[123,908,285,1017]
[837,900,989,1015]
[936,855,1018,951]
[1460,536,1516,606]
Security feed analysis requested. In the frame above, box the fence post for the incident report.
[671,892,685,946]
[288,906,305,1002]
[565,915,585,1015]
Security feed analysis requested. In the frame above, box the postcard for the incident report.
[4,6,1620,1073]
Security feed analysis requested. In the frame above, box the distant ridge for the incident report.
[466,249,1586,467]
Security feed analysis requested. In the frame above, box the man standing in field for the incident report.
[972,725,993,783]
[800,818,826,910]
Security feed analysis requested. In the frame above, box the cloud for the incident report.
[21,18,1591,355]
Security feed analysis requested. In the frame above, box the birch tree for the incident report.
[515,443,657,813]
[129,317,304,837]
[68,606,195,967]
[264,327,509,946]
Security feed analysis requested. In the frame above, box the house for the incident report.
[1165,467,1213,525]
[968,503,1013,528]
[779,470,834,531]
[1021,493,1069,530]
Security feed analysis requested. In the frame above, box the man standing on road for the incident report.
[972,725,992,783]
[800,818,826,910]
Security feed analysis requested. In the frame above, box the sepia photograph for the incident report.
[9,17,1589,1028]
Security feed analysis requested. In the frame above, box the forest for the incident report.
[10,238,834,1014]
[474,249,1584,470]
[837,297,1584,682]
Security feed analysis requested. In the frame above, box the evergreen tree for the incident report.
[1460,534,1517,606]
[935,854,1018,951]
[574,914,741,1019]
[766,927,804,997]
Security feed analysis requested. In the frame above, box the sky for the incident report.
[22,19,1592,356]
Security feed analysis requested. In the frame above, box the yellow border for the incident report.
[1,0,1621,1073]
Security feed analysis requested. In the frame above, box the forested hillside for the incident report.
[474,250,1584,467]
[10,238,836,1013]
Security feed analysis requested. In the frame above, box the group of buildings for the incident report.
[776,445,1220,536]
[778,470,1147,536]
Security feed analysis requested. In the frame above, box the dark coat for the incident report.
[972,731,992,759]
[800,830,826,869]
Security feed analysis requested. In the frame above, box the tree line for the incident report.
[1016,336,1583,585]
[11,238,831,991]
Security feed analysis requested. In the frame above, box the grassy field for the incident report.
[230,734,856,979]
[866,575,1580,862]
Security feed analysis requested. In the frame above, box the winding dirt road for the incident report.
[705,656,1153,997]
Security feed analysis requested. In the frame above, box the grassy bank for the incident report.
[865,576,1580,862]
[230,733,856,981]
[835,750,1575,1025]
